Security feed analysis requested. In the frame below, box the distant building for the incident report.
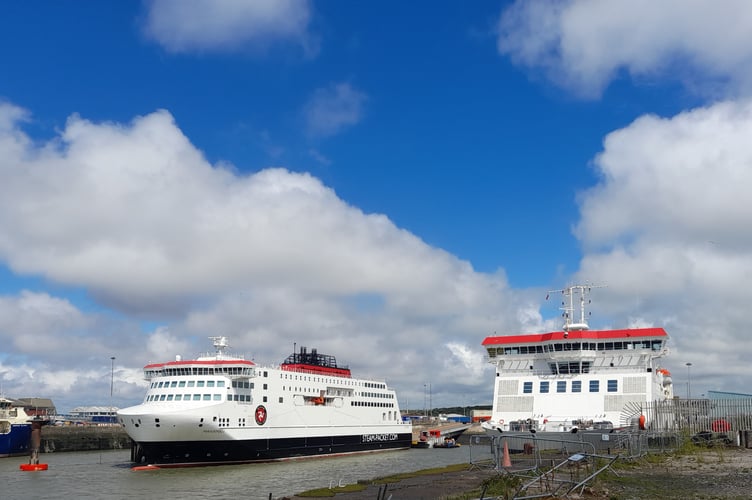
[17,397,56,417]
[68,406,119,423]
[707,390,752,400]
[441,413,471,424]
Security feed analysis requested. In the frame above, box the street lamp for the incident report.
[110,356,116,423]
[686,362,692,399]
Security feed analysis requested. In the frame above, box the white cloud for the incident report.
[497,0,752,98]
[142,0,316,55]
[0,105,478,315]
[0,102,539,409]
[304,82,368,137]
[573,99,752,394]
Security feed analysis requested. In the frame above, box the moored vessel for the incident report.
[481,285,673,439]
[0,397,32,458]
[118,337,412,466]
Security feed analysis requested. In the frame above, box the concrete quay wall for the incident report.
[41,425,131,453]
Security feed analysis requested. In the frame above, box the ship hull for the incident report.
[0,423,32,458]
[131,432,413,466]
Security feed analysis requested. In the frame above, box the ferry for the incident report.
[0,397,32,458]
[118,337,412,466]
[481,285,673,437]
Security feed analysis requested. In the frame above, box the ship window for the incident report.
[263,396,268,402]
[537,346,544,353]
[572,381,582,392]
[228,395,232,401]
[184,394,190,400]
[607,380,618,392]
[197,381,205,388]
[178,381,186,387]
[539,381,549,393]
[279,397,283,403]
[193,394,201,400]
[203,394,211,401]
[187,381,195,387]
[652,340,663,350]
[207,381,215,387]
[170,381,177,388]
[175,395,182,401]
[213,394,221,401]
[589,380,599,392]
[557,381,566,393]
[167,395,174,401]
[158,382,164,388]
[264,371,268,377]
[217,381,225,388]
[263,384,268,390]
[159,395,166,401]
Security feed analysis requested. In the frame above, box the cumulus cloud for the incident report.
[573,99,752,392]
[0,290,151,410]
[304,82,368,137]
[0,102,547,409]
[142,0,316,55]
[497,0,752,98]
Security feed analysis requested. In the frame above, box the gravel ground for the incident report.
[601,447,752,499]
[290,447,752,499]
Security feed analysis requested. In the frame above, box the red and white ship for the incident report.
[118,337,412,466]
[481,285,673,436]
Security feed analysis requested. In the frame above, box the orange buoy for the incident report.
[20,463,48,471]
[638,414,646,430]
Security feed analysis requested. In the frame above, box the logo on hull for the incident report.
[255,405,267,425]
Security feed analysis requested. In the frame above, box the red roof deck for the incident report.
[482,327,668,346]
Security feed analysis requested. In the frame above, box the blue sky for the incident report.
[1,1,751,413]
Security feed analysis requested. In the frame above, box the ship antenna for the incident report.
[548,284,605,333]
[209,336,229,356]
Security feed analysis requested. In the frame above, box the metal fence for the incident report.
[640,397,752,435]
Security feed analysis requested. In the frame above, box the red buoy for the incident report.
[20,463,48,471]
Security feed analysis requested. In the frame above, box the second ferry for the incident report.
[481,284,674,436]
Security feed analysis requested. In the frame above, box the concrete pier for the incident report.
[40,425,130,453]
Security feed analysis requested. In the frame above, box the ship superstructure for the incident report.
[118,337,412,466]
[481,285,673,433]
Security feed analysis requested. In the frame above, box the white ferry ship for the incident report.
[481,285,673,436]
[118,337,412,467]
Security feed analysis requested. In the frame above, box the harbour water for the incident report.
[2,443,493,500]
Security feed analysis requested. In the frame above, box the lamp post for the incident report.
[685,362,692,399]
[110,356,116,423]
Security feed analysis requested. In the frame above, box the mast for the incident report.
[548,284,605,333]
